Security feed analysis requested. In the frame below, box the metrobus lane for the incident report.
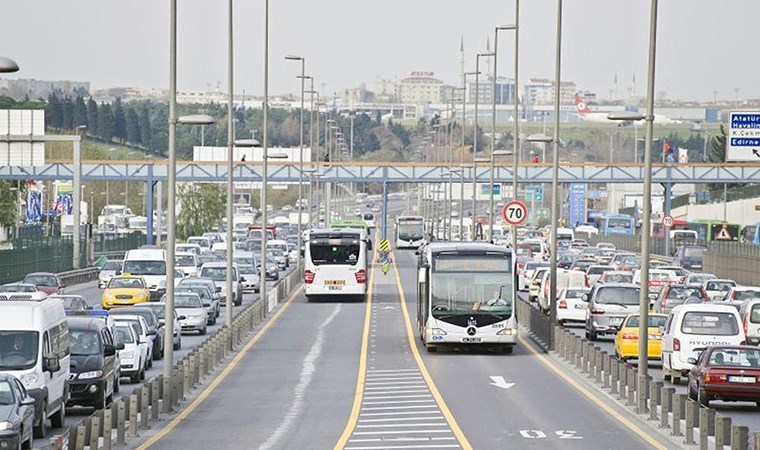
[134,286,368,450]
[394,249,670,450]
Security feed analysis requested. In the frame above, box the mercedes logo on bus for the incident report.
[466,326,477,336]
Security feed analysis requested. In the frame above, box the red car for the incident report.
[23,272,65,295]
[688,345,760,407]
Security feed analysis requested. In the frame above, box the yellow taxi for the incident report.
[102,274,150,309]
[613,313,668,362]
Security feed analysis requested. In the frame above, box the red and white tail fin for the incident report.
[574,93,592,114]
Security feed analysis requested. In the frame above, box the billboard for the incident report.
[0,110,45,166]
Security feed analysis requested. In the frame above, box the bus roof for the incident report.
[329,220,369,231]
[425,242,512,257]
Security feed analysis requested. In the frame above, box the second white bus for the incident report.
[395,215,426,249]
[304,228,369,301]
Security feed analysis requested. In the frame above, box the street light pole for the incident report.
[511,3,521,247]
[260,0,270,319]
[286,55,306,270]
[225,0,235,327]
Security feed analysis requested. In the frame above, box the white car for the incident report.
[702,279,737,302]
[528,267,550,302]
[113,322,147,383]
[724,286,760,304]
[113,315,154,370]
[237,264,260,293]
[0,283,48,301]
[175,252,199,277]
[557,288,591,326]
[98,260,123,288]
[169,292,208,335]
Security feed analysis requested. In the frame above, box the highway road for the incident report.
[42,269,292,447]
[128,243,671,450]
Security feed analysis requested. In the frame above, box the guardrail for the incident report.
[48,265,303,450]
[518,295,758,449]
[57,267,100,286]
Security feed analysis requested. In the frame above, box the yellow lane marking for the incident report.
[136,287,303,450]
[518,336,667,450]
[391,258,474,450]
[334,234,378,449]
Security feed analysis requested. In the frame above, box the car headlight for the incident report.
[0,422,13,430]
[20,373,39,387]
[104,292,114,298]
[120,350,135,359]
[78,370,103,380]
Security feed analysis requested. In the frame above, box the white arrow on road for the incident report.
[489,376,515,390]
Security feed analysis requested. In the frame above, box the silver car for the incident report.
[584,283,641,341]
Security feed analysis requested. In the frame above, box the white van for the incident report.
[267,240,291,264]
[662,304,745,384]
[522,239,548,261]
[123,249,167,301]
[537,269,587,313]
[175,252,199,277]
[187,236,212,253]
[556,227,575,243]
[0,298,70,437]
[304,229,368,301]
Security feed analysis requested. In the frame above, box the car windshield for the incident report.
[1,284,36,293]
[667,287,704,300]
[177,287,210,302]
[139,305,165,320]
[708,348,760,367]
[200,267,226,281]
[103,261,122,271]
[0,381,14,405]
[0,331,39,370]
[188,238,209,248]
[115,325,135,344]
[174,295,202,308]
[564,289,589,299]
[239,264,255,274]
[431,271,513,318]
[24,275,58,286]
[595,287,640,305]
[706,281,735,291]
[684,247,706,258]
[109,278,145,289]
[735,290,760,301]
[681,312,739,336]
[625,315,668,328]
[176,255,196,266]
[587,267,612,275]
[688,275,714,284]
[604,273,633,283]
[70,330,102,356]
[123,261,166,276]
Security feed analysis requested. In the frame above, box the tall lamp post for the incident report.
[473,54,494,227]
[225,0,235,329]
[285,55,306,269]
[461,73,478,240]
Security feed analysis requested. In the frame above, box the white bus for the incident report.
[395,215,426,249]
[416,243,517,353]
[304,228,369,301]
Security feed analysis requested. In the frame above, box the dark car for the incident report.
[50,294,91,312]
[674,244,709,271]
[0,374,35,450]
[22,272,65,295]
[66,317,122,409]
[108,308,164,361]
[688,345,760,407]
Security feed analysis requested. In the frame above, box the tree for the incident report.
[72,96,88,129]
[177,184,225,240]
[112,98,127,142]
[366,131,381,152]
[125,107,141,145]
[46,93,63,129]
[374,110,382,124]
[98,103,115,142]
[62,97,73,130]
[86,98,98,137]
[0,181,17,227]
[139,104,152,149]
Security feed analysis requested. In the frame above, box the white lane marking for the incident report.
[361,390,429,395]
[366,376,423,381]
[360,410,440,416]
[367,369,420,373]
[361,405,440,411]
[257,304,342,450]
[357,423,449,428]
[489,375,515,390]
[349,437,456,442]
[365,381,426,386]
[364,395,433,400]
[346,446,460,450]
[363,400,437,405]
[353,430,454,435]
[359,416,444,423]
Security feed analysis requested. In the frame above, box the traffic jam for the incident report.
[515,226,760,410]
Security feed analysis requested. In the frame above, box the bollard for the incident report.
[103,408,113,450]
[74,425,86,450]
[194,351,200,385]
[173,367,181,406]
[135,386,143,411]
[732,425,748,450]
[627,367,636,407]
[595,348,604,384]
[117,400,126,445]
[700,408,715,450]
[685,399,698,444]
[754,432,760,450]
[672,393,686,437]
[141,384,149,429]
[188,354,196,387]
[649,381,663,421]
[183,361,190,398]
[602,354,611,389]
[49,435,64,450]
[89,415,101,450]
[574,338,582,368]
[152,379,160,421]
[716,416,732,447]
[610,358,619,395]
[661,387,674,429]
[163,376,173,414]
[129,394,139,437]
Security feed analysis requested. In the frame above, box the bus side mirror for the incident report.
[366,240,373,251]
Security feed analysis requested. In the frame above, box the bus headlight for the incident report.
[430,328,447,336]
[497,328,515,335]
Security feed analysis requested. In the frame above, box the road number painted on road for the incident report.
[502,200,528,226]
[518,430,583,440]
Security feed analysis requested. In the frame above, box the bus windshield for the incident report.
[430,256,513,318]
[309,242,361,266]
[607,218,631,229]
[398,220,425,240]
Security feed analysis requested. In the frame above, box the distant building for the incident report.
[523,78,576,105]
[396,72,454,105]
[467,76,516,105]
[373,79,398,103]
[0,78,90,101]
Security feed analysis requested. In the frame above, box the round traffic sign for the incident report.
[662,214,674,228]
[502,200,528,226]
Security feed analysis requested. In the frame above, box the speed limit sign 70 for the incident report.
[662,214,674,228]
[502,200,528,226]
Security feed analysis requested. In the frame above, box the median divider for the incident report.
[50,265,303,450]
[519,295,758,450]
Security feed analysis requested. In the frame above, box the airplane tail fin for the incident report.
[574,93,592,114]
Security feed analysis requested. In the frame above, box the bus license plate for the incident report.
[461,337,482,344]
[325,280,346,286]
[728,375,756,383]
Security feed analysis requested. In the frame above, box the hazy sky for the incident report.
[1,0,757,102]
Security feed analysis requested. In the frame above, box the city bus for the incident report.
[416,242,516,354]
[304,228,369,301]
[596,214,635,235]
[741,222,760,245]
[395,215,426,249]
[685,219,740,242]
